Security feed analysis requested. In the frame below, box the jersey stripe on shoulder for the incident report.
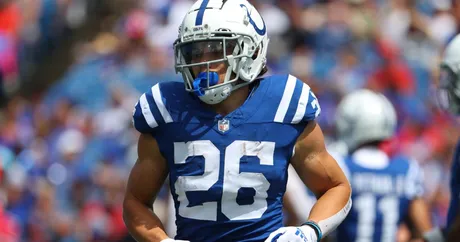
[139,93,159,129]
[274,75,297,123]
[152,84,173,123]
[133,83,175,133]
[292,83,311,124]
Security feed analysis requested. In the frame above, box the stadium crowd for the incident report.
[0,0,459,241]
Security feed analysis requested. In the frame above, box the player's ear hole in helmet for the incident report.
[252,46,268,78]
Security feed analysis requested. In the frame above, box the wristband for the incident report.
[301,220,322,242]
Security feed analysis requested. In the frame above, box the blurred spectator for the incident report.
[0,0,20,38]
[0,199,20,242]
[0,29,18,99]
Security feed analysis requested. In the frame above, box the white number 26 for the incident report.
[173,140,275,221]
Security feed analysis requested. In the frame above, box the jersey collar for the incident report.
[190,78,270,131]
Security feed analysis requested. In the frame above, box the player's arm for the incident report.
[408,198,433,240]
[291,120,352,239]
[123,133,170,242]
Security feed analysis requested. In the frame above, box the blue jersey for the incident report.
[334,148,424,242]
[447,139,460,230]
[132,74,321,242]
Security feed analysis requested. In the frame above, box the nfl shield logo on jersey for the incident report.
[218,119,230,133]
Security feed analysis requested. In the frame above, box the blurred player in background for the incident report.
[438,33,460,242]
[332,89,442,242]
[122,0,351,242]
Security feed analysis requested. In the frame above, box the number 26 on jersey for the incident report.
[174,140,275,221]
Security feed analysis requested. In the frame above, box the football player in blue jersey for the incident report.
[439,33,460,242]
[332,90,442,242]
[122,0,352,241]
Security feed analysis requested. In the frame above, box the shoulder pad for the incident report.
[266,74,321,124]
[132,82,176,133]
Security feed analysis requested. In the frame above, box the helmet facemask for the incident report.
[174,30,262,104]
[437,64,460,115]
